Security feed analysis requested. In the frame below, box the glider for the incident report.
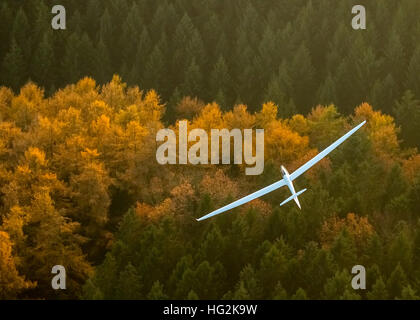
[197,120,366,221]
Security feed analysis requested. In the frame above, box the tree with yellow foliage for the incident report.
[0,231,33,299]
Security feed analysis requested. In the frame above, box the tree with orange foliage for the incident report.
[320,213,375,251]
[0,231,33,299]
[354,103,400,161]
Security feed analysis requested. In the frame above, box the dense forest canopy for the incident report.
[0,77,419,299]
[0,0,419,300]
[1,0,420,119]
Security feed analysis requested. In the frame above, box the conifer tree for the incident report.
[115,263,143,300]
[147,280,168,300]
[32,32,54,87]
[367,277,388,300]
[11,8,30,60]
[406,45,420,97]
[393,90,420,148]
[2,39,26,91]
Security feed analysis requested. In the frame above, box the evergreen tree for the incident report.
[232,281,251,300]
[129,28,152,85]
[317,74,337,106]
[85,0,103,39]
[209,55,230,107]
[32,32,54,87]
[399,285,419,300]
[115,263,143,300]
[182,58,203,98]
[143,45,165,91]
[11,8,31,59]
[367,277,388,300]
[78,33,98,79]
[406,45,420,97]
[387,263,408,299]
[394,90,420,148]
[264,73,296,118]
[291,288,308,300]
[147,280,168,300]
[96,38,112,84]
[273,282,288,300]
[32,1,50,49]
[2,39,26,91]
[61,33,81,84]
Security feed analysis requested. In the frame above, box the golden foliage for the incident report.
[256,102,278,128]
[402,155,420,182]
[354,103,399,161]
[265,120,310,164]
[320,213,375,249]
[175,96,205,120]
[200,169,239,202]
[0,231,34,299]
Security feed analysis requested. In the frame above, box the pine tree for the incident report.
[143,45,165,90]
[323,269,354,300]
[210,56,230,107]
[98,8,114,69]
[288,43,316,113]
[120,3,143,63]
[129,27,152,85]
[370,74,397,113]
[0,3,13,62]
[32,1,50,48]
[399,285,419,300]
[264,73,296,118]
[232,281,251,300]
[62,33,81,84]
[393,90,420,148]
[187,290,199,300]
[367,277,388,300]
[84,0,103,39]
[186,29,206,72]
[115,263,143,300]
[273,282,288,300]
[2,39,26,91]
[12,8,31,59]
[237,264,262,299]
[147,280,168,300]
[32,32,54,86]
[182,58,203,98]
[387,263,408,299]
[96,37,112,84]
[330,230,357,269]
[406,45,420,97]
[384,30,406,86]
[317,74,337,106]
[172,14,196,84]
[78,33,97,79]
[291,288,308,300]
[69,10,83,35]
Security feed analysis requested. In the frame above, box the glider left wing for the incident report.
[196,179,286,221]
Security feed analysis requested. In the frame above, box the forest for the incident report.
[0,0,419,300]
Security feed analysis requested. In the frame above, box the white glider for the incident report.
[197,120,366,221]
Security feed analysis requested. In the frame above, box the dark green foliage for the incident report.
[0,0,418,119]
[1,39,26,91]
[393,91,420,148]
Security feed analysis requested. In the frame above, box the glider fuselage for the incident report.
[281,165,301,209]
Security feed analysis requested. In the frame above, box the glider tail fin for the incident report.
[280,188,307,208]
